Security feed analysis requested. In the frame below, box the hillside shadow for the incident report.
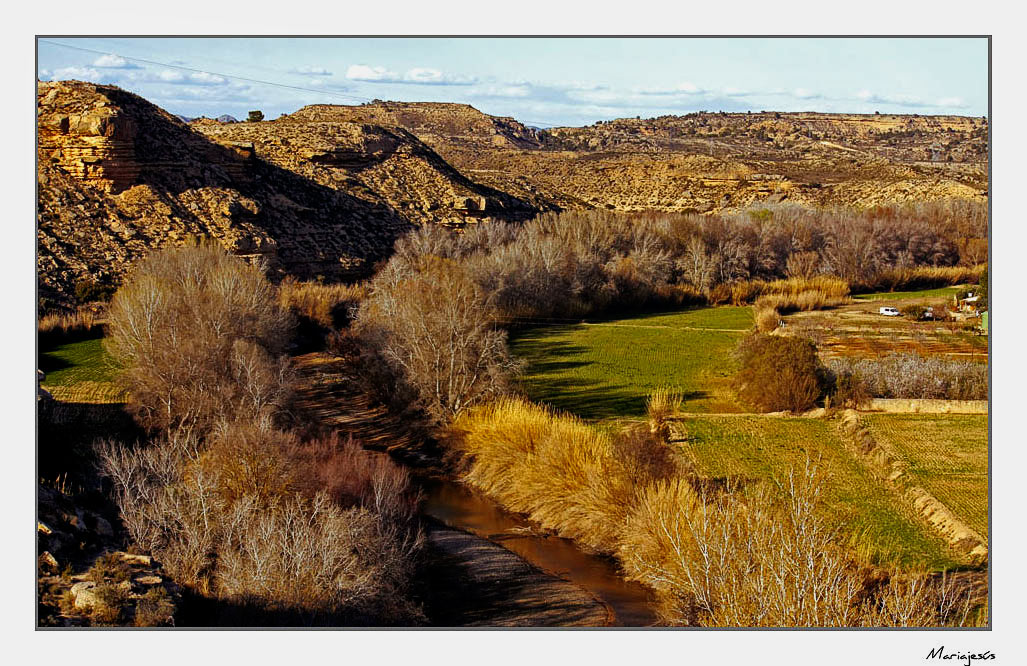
[98,89,416,278]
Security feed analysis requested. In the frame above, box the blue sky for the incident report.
[37,37,988,126]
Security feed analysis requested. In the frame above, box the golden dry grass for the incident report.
[448,397,638,551]
[278,278,368,328]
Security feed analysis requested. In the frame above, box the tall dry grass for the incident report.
[646,387,682,441]
[448,397,673,552]
[38,307,103,346]
[278,278,368,329]
[727,276,850,306]
[854,264,984,294]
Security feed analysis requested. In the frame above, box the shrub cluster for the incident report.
[733,334,826,413]
[826,353,988,401]
[354,257,517,425]
[96,424,423,625]
[105,241,295,432]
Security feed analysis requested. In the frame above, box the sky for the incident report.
[36,37,988,127]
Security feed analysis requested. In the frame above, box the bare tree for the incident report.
[355,257,517,423]
[105,240,295,431]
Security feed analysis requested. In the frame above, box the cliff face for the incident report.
[37,83,538,306]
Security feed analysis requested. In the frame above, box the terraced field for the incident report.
[863,414,989,538]
[674,415,962,569]
[508,306,752,420]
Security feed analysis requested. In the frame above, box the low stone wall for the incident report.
[864,398,988,414]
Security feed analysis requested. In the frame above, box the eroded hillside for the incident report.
[309,102,988,214]
[37,82,538,306]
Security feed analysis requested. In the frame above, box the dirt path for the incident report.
[292,351,616,627]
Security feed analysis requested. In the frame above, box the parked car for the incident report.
[879,306,901,317]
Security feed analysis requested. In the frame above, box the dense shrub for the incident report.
[733,334,825,412]
[95,428,423,625]
[105,241,295,431]
[74,278,117,305]
[825,354,988,401]
[355,256,516,424]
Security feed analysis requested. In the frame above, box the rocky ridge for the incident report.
[37,82,537,306]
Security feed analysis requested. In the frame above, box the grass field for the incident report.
[39,333,124,403]
[508,306,752,420]
[674,415,962,570]
[852,285,966,302]
[863,414,988,538]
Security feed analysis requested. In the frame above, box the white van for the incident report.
[879,306,901,317]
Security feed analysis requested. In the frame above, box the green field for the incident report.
[508,306,752,420]
[864,414,988,538]
[39,334,124,403]
[852,285,966,302]
[676,415,962,569]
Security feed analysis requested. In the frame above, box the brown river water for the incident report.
[417,477,661,627]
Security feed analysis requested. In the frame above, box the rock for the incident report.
[94,516,114,537]
[70,581,98,610]
[38,551,59,575]
[118,552,152,567]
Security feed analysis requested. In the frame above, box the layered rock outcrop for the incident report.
[37,82,539,306]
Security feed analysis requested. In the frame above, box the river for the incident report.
[417,476,661,627]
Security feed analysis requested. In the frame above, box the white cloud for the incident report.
[793,88,820,99]
[638,82,705,95]
[92,54,140,69]
[50,66,106,82]
[467,83,533,98]
[405,67,444,83]
[853,90,926,107]
[346,64,400,82]
[937,96,968,108]
[291,66,333,76]
[346,63,476,85]
[153,69,226,86]
[157,69,186,83]
[188,71,227,86]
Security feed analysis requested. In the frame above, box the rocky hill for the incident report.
[37,82,537,306]
[37,87,989,306]
[292,102,987,213]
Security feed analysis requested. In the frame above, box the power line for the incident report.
[38,39,376,105]
[38,40,575,128]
